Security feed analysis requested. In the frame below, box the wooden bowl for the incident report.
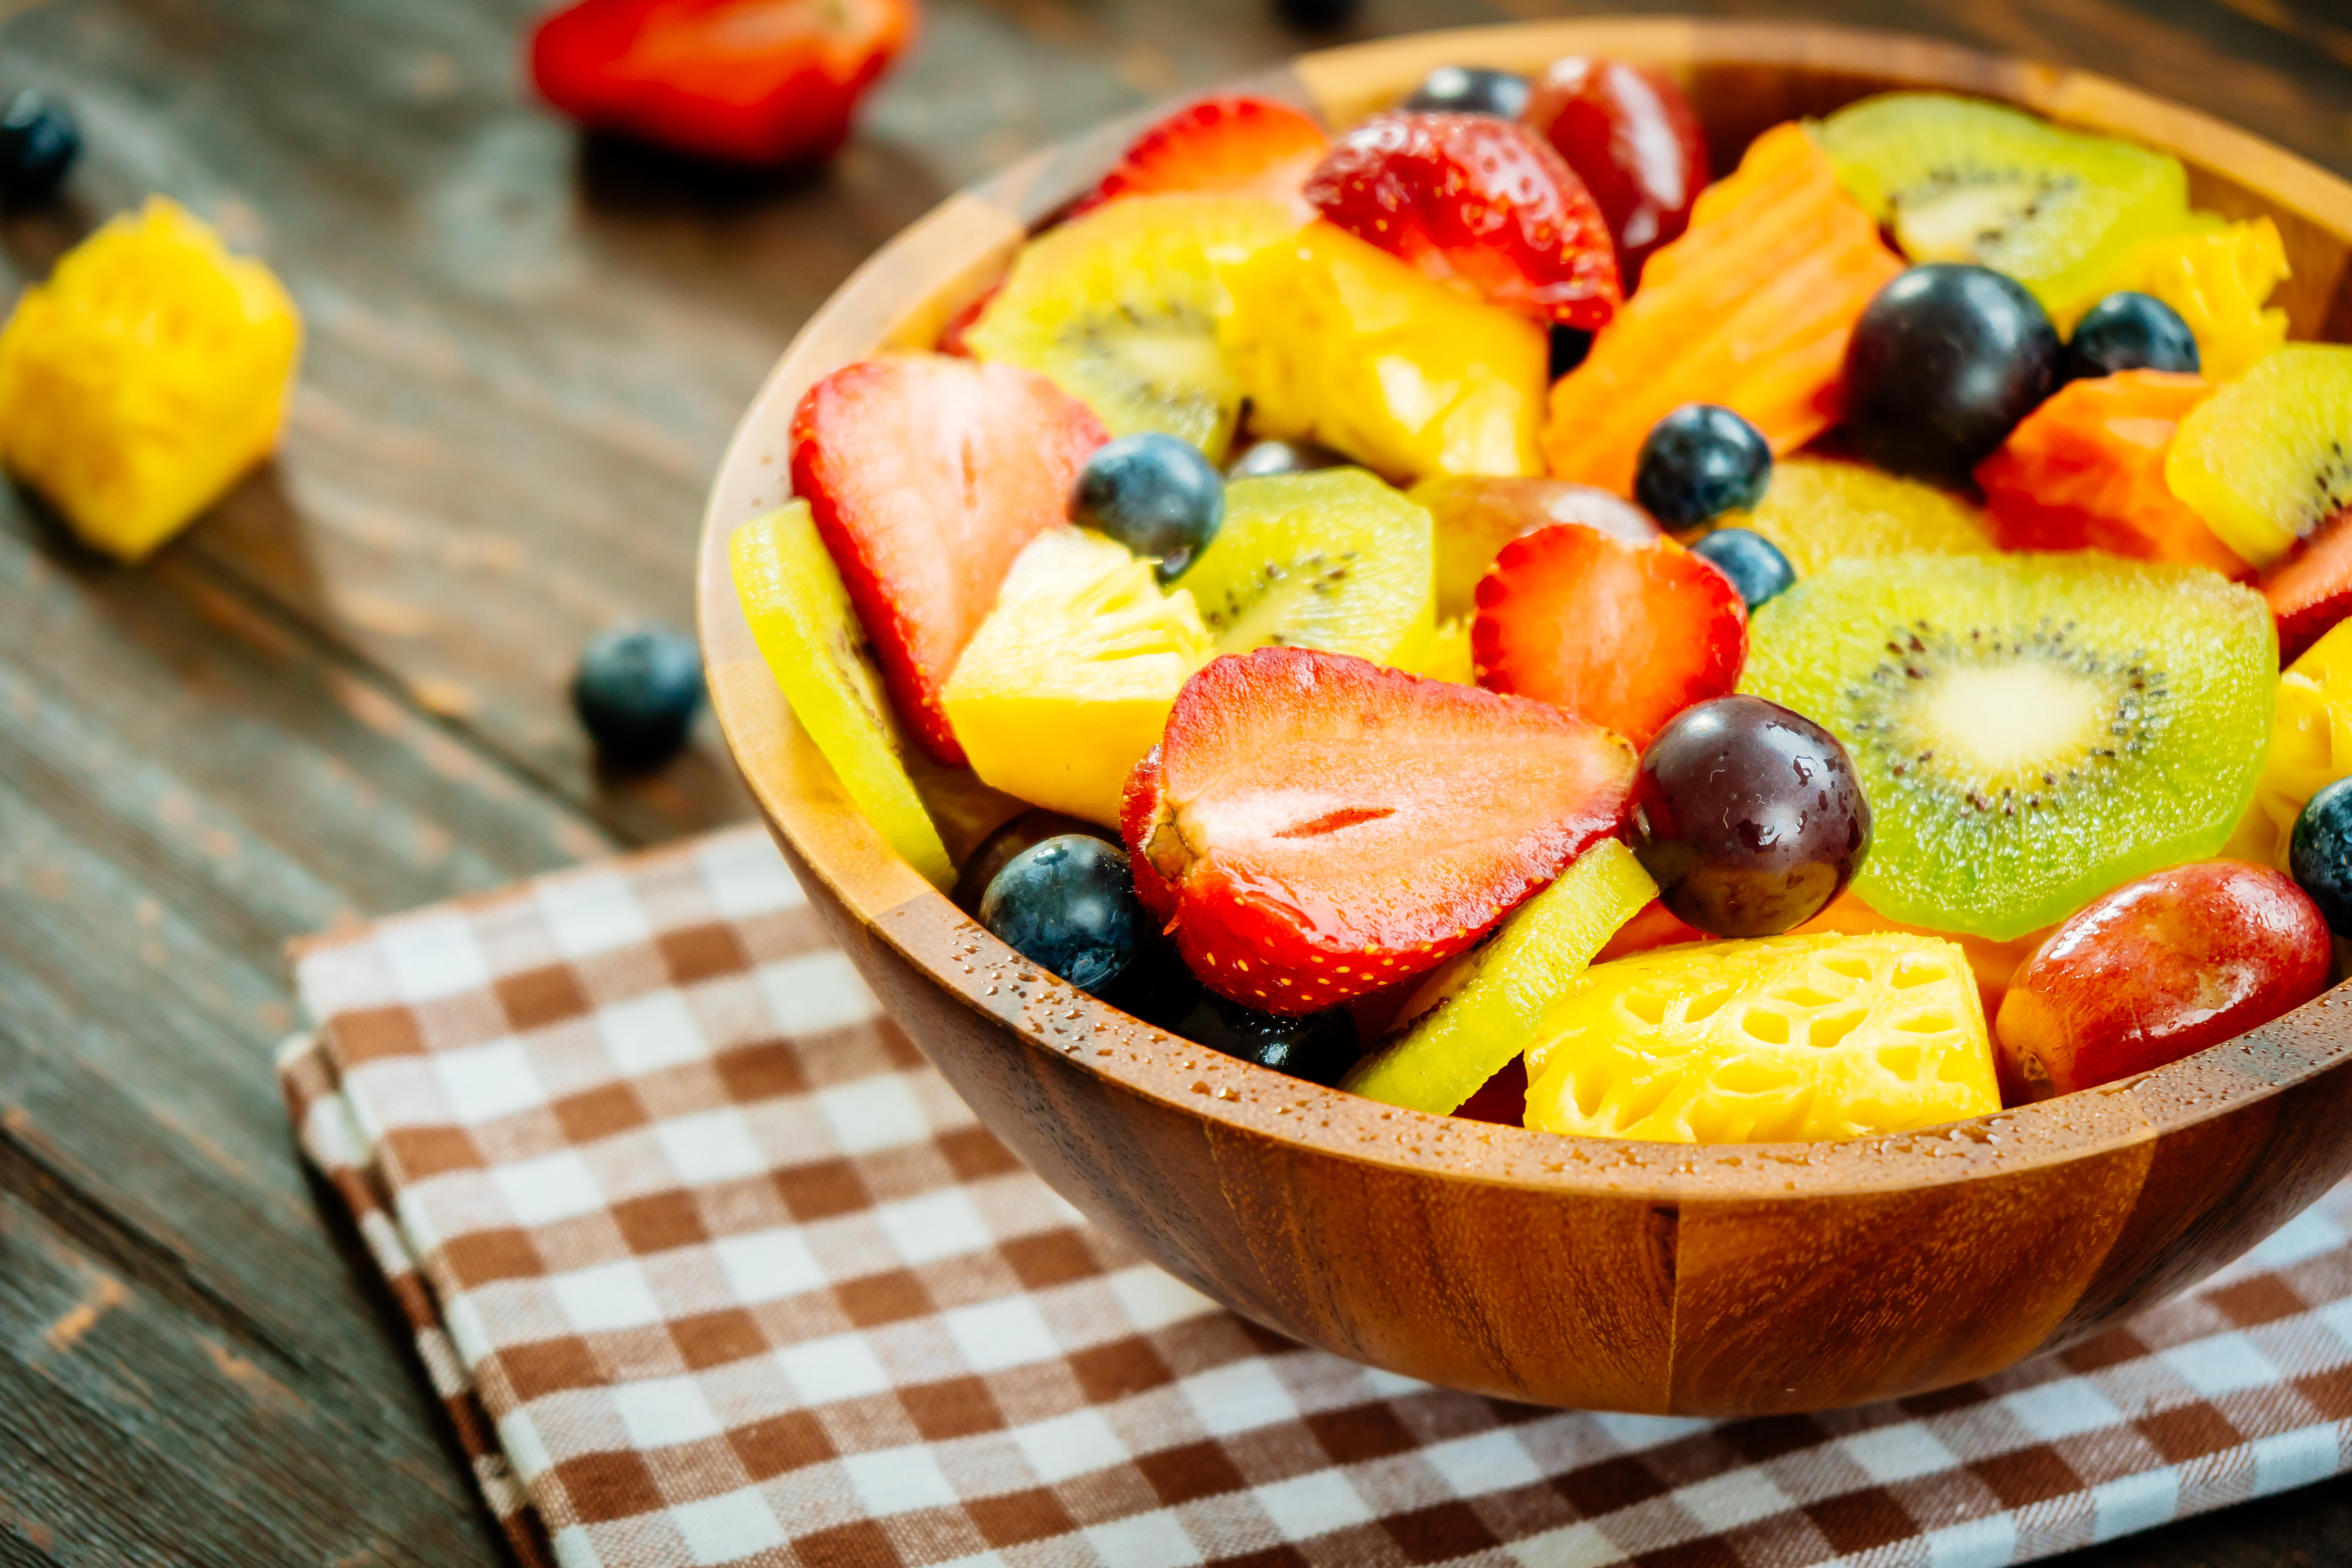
[699,20,2352,1416]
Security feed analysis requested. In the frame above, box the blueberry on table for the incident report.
[1401,65,1531,120]
[1627,694,1871,937]
[571,624,704,769]
[1073,432,1225,582]
[979,835,1142,996]
[1689,527,1794,610]
[0,90,78,206]
[1632,403,1773,526]
[2065,290,2200,381]
[2290,777,2352,936]
[1842,263,2060,485]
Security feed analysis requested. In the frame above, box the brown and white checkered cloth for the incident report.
[282,824,2352,1568]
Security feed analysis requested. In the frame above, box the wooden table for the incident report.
[0,0,2347,1561]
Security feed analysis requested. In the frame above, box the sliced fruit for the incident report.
[2265,517,2352,666]
[942,529,1212,827]
[1410,475,1659,622]
[1342,838,1655,1114]
[1522,931,1998,1143]
[2165,345,2352,570]
[1524,56,1709,284]
[1704,456,1994,578]
[1812,93,2190,314]
[2056,216,2290,379]
[1303,112,1621,328]
[730,502,954,891]
[1123,647,1636,1013]
[1795,889,2051,1022]
[1594,898,1706,962]
[1472,522,1747,750]
[1974,369,2248,577]
[1218,218,1549,481]
[965,194,1299,459]
[1540,123,1903,495]
[1396,615,1473,684]
[1171,468,1435,664]
[2224,617,2352,870]
[789,353,1107,766]
[1739,553,2276,941]
[1076,95,1329,215]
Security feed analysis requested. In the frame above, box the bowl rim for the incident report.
[698,16,2352,1206]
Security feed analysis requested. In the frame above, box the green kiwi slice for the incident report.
[1740,554,2274,941]
[1812,94,2189,313]
[1171,468,1435,665]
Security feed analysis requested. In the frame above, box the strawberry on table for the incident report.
[1303,112,1621,328]
[1472,521,1746,749]
[1076,94,1330,214]
[790,353,1107,768]
[1123,647,1636,1014]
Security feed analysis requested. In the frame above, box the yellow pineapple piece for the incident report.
[1218,218,1547,482]
[2226,617,2352,870]
[1710,456,1996,577]
[1394,615,1473,684]
[731,503,954,890]
[2056,216,2290,381]
[1524,931,1997,1143]
[943,528,1212,827]
[0,197,301,562]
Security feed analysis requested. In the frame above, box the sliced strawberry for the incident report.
[1123,648,1635,1014]
[1076,94,1329,214]
[791,354,1107,766]
[1303,112,1621,328]
[2263,508,2352,664]
[1472,522,1746,750]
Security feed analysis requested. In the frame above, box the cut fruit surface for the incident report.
[1218,218,1548,481]
[1522,931,1998,1143]
[2165,345,2352,570]
[2264,514,2352,666]
[942,530,1212,828]
[2225,616,2352,870]
[1740,553,2275,941]
[1813,93,2189,314]
[2056,216,2290,379]
[1975,370,2246,577]
[1410,475,1661,622]
[1795,889,2051,1022]
[1123,648,1636,1013]
[1343,837,1655,1114]
[1541,123,1902,495]
[730,503,954,891]
[1171,467,1435,665]
[965,194,1299,459]
[1705,456,1994,578]
[789,353,1107,767]
[1076,95,1329,216]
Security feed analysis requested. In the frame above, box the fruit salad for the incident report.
[731,68,2352,1147]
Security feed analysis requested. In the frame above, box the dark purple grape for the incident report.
[1842,263,2060,485]
[1626,695,1871,936]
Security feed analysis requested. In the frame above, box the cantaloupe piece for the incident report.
[1540,123,1902,496]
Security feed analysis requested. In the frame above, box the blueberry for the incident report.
[1224,437,1345,479]
[1401,65,1530,120]
[0,91,78,206]
[2065,290,2200,381]
[571,624,703,769]
[1549,324,1593,380]
[1689,527,1795,610]
[1073,433,1225,582]
[2290,777,2352,937]
[951,808,1117,915]
[1843,263,2060,485]
[1632,404,1773,526]
[979,835,1141,996]
[1272,0,1361,29]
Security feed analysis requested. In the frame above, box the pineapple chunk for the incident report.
[943,529,1212,826]
[1218,219,1547,483]
[0,197,301,561]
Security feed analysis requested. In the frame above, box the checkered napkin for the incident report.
[281,824,2352,1568]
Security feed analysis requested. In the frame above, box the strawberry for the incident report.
[1122,648,1636,1014]
[1472,522,1746,750]
[1076,95,1329,214]
[790,354,1107,767]
[1303,112,1621,328]
[2263,509,2352,664]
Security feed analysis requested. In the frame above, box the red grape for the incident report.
[1523,56,1708,284]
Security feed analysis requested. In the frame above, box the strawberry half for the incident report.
[1303,112,1621,328]
[2263,508,2352,664]
[1123,648,1636,1014]
[791,354,1107,767]
[1472,522,1746,750]
[1076,94,1330,215]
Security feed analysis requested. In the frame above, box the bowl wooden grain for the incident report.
[699,20,2352,1416]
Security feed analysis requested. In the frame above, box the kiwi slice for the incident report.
[1740,554,2273,941]
[964,195,1300,461]
[1171,468,1435,664]
[2166,346,2352,568]
[1813,94,2189,313]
